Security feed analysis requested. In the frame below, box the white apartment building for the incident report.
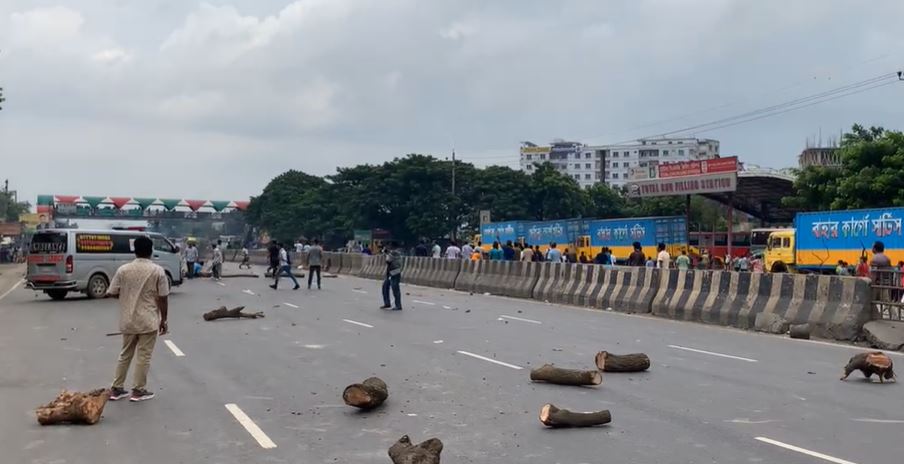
[520,137,720,189]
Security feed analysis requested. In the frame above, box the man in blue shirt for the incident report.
[502,240,516,261]
[546,242,562,262]
[488,242,504,260]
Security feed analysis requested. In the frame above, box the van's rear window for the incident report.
[30,232,67,254]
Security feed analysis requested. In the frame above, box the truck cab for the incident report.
[764,229,795,272]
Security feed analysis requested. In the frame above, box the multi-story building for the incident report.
[520,137,720,189]
[798,147,841,169]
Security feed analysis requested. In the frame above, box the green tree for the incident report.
[780,166,840,211]
[528,163,589,220]
[246,170,329,243]
[584,183,626,219]
[0,192,29,223]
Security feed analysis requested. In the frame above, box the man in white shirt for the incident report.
[431,241,442,259]
[656,243,671,269]
[270,244,300,290]
[445,241,462,259]
[295,241,304,253]
[461,242,474,260]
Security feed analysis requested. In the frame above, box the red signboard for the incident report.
[658,156,738,179]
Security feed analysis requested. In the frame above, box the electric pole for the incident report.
[450,149,457,240]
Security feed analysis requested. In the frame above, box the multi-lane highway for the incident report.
[0,262,900,463]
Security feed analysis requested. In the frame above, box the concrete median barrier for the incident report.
[533,262,566,303]
[588,266,658,314]
[472,260,541,299]
[455,260,480,293]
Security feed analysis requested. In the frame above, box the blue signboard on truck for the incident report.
[587,216,687,261]
[479,221,526,246]
[793,207,904,270]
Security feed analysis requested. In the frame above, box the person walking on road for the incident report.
[488,241,504,260]
[267,241,280,277]
[270,243,300,290]
[211,244,223,280]
[656,243,670,269]
[627,242,646,266]
[239,246,251,269]
[106,236,168,403]
[184,242,199,279]
[307,239,323,290]
[445,240,462,259]
[431,241,442,259]
[380,242,403,310]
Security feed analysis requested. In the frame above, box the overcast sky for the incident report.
[1,0,902,205]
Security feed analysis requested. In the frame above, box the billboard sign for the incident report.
[795,208,904,253]
[520,146,550,155]
[627,156,738,198]
[480,221,524,245]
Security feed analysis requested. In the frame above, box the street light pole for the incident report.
[451,149,457,240]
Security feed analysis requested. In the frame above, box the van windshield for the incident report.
[30,232,67,254]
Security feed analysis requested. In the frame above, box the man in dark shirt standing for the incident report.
[307,239,323,290]
[502,240,516,261]
[267,241,280,277]
[627,241,646,266]
[414,240,429,257]
[871,241,892,268]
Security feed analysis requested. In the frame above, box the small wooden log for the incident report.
[264,270,305,278]
[789,323,811,339]
[36,389,110,425]
[202,305,265,321]
[530,364,602,386]
[595,351,650,372]
[841,351,896,383]
[388,435,443,464]
[539,403,611,428]
[198,272,259,278]
[343,377,388,410]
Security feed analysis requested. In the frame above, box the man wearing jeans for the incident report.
[107,236,169,402]
[270,243,300,290]
[307,239,323,289]
[184,242,198,278]
[380,242,403,310]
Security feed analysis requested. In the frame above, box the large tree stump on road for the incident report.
[530,364,602,386]
[343,377,388,410]
[202,306,265,321]
[789,323,811,339]
[595,351,650,372]
[841,351,896,383]
[36,389,110,425]
[539,403,611,428]
[388,435,443,464]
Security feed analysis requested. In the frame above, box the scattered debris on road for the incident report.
[203,305,265,321]
[389,434,443,464]
[595,351,651,372]
[841,351,896,383]
[36,389,109,425]
[530,364,602,386]
[343,377,389,410]
[539,403,611,428]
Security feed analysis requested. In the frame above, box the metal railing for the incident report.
[870,268,904,321]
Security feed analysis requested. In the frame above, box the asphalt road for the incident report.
[0,261,900,464]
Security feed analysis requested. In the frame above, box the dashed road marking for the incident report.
[412,300,436,306]
[668,344,758,363]
[163,339,185,357]
[433,340,444,344]
[851,418,904,424]
[216,282,226,287]
[499,314,542,324]
[755,437,855,464]
[352,289,368,294]
[242,289,256,296]
[225,403,277,449]
[0,279,24,301]
[456,350,523,370]
[283,302,299,309]
[343,319,374,328]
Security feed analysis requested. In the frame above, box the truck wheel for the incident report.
[87,274,109,299]
[46,289,68,301]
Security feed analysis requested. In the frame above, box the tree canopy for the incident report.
[782,124,904,211]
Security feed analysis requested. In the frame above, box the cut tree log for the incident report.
[595,351,651,372]
[343,377,388,410]
[789,323,811,339]
[530,363,602,386]
[539,403,612,428]
[198,272,259,278]
[202,305,265,321]
[36,389,110,425]
[388,435,443,464]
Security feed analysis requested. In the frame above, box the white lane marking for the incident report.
[343,319,374,328]
[668,344,758,363]
[242,289,256,296]
[442,305,452,309]
[433,340,444,344]
[406,413,417,417]
[755,437,856,464]
[412,300,436,306]
[163,339,185,357]
[352,289,368,294]
[283,302,299,309]
[0,279,24,301]
[303,344,325,349]
[456,350,523,370]
[499,314,542,324]
[225,403,277,449]
[725,418,779,424]
[852,418,904,424]
[217,282,226,287]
